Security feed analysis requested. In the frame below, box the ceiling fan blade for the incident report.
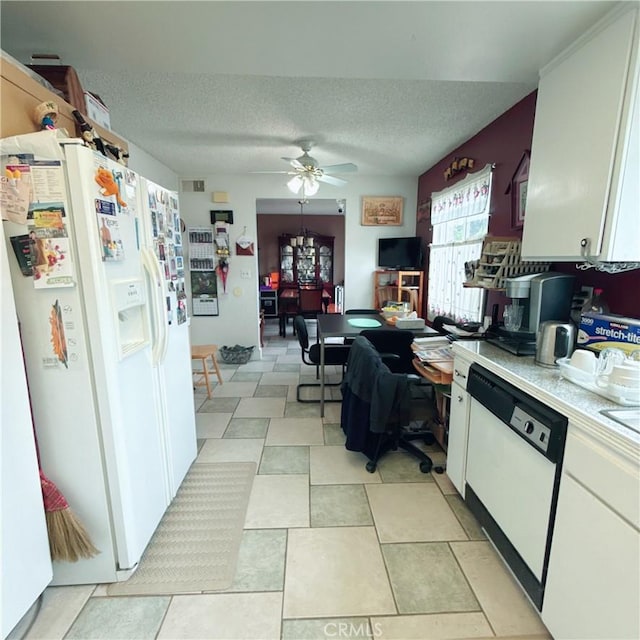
[317,174,347,187]
[318,162,358,173]
[282,157,306,170]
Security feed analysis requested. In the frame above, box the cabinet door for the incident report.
[542,473,640,639]
[280,243,294,285]
[318,240,333,284]
[296,244,317,284]
[446,380,469,496]
[522,8,638,261]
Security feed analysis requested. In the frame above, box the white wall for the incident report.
[180,173,417,352]
[127,141,179,191]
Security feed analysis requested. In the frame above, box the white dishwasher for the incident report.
[465,363,567,611]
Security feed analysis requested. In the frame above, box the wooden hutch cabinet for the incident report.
[279,235,334,287]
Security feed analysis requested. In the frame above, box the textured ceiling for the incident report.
[1,1,616,179]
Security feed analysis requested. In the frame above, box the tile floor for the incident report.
[10,320,552,640]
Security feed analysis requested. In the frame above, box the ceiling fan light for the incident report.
[287,175,303,194]
[304,176,320,196]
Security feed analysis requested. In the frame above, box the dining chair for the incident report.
[297,286,324,320]
[293,315,351,403]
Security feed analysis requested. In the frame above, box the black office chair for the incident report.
[293,315,351,403]
[360,328,415,374]
[360,327,437,422]
[345,309,379,314]
[431,315,454,335]
[341,336,436,473]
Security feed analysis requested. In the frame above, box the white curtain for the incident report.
[427,164,493,323]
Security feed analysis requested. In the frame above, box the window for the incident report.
[427,164,493,323]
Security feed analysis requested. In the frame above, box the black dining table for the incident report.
[316,313,440,416]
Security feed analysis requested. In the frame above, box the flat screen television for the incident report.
[377,237,423,269]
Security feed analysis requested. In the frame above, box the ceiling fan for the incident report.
[257,140,357,196]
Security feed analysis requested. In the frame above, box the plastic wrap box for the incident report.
[577,312,640,355]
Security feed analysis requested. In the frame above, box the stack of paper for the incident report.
[414,346,453,363]
[413,336,451,347]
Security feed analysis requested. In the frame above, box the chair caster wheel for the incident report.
[366,461,377,473]
[434,466,445,474]
[420,460,432,474]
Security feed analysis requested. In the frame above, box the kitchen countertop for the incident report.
[451,341,640,460]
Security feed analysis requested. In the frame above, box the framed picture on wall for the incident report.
[507,150,530,229]
[361,196,403,226]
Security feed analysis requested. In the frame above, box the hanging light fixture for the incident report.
[289,198,316,248]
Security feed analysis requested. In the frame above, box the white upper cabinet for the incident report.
[522,6,639,263]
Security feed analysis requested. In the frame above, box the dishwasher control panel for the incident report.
[510,406,551,453]
[467,363,568,463]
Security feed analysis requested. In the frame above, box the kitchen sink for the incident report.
[600,408,640,434]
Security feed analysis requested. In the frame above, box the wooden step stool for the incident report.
[191,344,223,399]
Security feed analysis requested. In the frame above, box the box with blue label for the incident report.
[577,312,640,354]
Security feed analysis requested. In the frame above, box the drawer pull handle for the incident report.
[457,395,463,403]
[454,369,466,378]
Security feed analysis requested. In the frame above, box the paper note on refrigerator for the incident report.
[30,226,74,288]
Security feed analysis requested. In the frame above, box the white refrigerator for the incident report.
[2,136,196,585]
[1,222,53,637]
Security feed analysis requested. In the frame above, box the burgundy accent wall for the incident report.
[256,214,345,285]
[417,91,640,320]
[552,264,639,318]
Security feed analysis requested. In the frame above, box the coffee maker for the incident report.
[487,272,576,355]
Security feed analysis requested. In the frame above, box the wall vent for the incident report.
[181,179,205,193]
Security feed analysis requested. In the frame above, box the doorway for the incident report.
[256,198,346,321]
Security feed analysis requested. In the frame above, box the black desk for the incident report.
[316,313,439,416]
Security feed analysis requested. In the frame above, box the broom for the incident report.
[39,469,99,562]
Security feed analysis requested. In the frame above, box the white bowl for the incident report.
[606,382,640,403]
[609,364,640,387]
